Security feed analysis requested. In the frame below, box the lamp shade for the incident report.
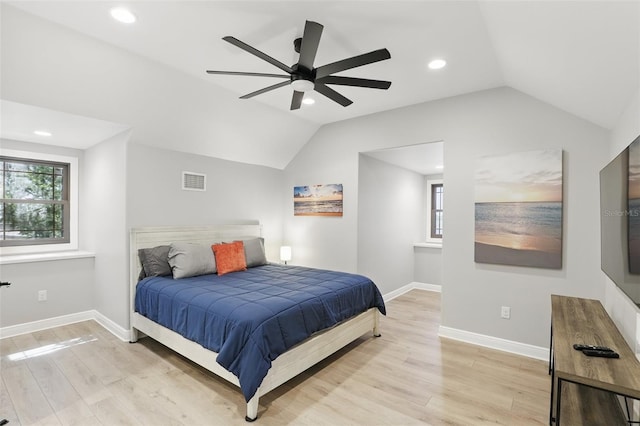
[280,246,292,262]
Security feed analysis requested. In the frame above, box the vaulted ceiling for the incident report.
[1,1,638,169]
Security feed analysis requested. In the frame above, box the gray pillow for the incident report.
[243,237,268,268]
[168,242,217,279]
[138,245,172,280]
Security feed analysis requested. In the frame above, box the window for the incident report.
[1,156,70,246]
[426,178,443,242]
[430,183,443,239]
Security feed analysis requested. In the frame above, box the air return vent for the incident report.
[182,171,206,191]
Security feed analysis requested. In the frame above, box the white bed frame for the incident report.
[129,225,380,421]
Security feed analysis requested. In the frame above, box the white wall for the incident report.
[284,87,608,348]
[357,155,423,295]
[0,140,94,328]
[605,87,640,354]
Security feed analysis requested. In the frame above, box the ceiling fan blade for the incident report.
[206,70,290,79]
[290,91,304,110]
[315,48,391,79]
[239,80,291,99]
[314,83,353,107]
[297,21,323,72]
[316,76,391,90]
[223,36,293,74]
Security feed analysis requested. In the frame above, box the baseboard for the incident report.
[0,310,94,339]
[383,281,441,302]
[384,284,546,361]
[438,325,548,361]
[2,286,547,366]
[0,310,130,342]
[93,310,131,342]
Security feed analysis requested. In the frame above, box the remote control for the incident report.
[582,349,620,358]
[573,344,614,352]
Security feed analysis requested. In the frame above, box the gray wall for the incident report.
[415,173,444,286]
[284,87,609,348]
[0,259,94,327]
[0,140,94,328]
[0,138,287,331]
[0,4,317,171]
[81,131,130,330]
[126,143,285,262]
[357,155,423,295]
[414,247,442,286]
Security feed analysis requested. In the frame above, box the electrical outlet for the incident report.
[501,306,511,319]
[38,290,47,302]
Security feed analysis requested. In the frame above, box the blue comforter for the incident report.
[134,264,386,401]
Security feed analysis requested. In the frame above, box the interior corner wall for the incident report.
[284,86,608,348]
[126,143,285,261]
[357,155,424,295]
[0,4,318,171]
[82,131,130,330]
[0,140,94,328]
[605,87,640,352]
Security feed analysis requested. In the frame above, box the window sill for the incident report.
[0,250,95,265]
[414,242,442,249]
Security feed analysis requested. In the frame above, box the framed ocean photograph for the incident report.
[629,136,640,274]
[475,149,563,269]
[294,184,343,216]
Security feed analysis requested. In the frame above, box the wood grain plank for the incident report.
[2,363,59,425]
[0,373,21,426]
[551,295,640,397]
[0,291,553,425]
[551,295,638,425]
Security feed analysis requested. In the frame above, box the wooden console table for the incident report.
[550,295,640,425]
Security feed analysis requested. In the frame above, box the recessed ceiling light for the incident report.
[435,165,444,169]
[428,59,447,70]
[302,98,315,105]
[110,7,136,24]
[33,130,52,137]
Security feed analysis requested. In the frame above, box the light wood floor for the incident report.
[1,290,550,425]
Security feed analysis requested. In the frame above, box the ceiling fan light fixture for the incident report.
[110,7,136,24]
[207,20,391,110]
[290,79,315,92]
[428,59,447,70]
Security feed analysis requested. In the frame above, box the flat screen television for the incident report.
[600,134,640,307]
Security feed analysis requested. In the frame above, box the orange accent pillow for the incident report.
[212,241,247,276]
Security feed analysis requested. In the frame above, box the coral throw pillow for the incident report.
[212,241,247,276]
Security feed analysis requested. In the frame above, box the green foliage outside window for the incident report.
[1,157,69,246]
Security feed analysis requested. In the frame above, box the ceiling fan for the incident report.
[206,20,391,110]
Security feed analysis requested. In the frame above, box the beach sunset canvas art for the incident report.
[475,149,563,269]
[628,136,640,274]
[294,184,343,216]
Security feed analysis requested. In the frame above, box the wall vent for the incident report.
[182,171,206,191]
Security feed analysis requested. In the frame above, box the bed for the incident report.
[129,224,385,421]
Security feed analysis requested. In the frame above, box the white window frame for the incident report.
[425,178,443,245]
[0,149,78,256]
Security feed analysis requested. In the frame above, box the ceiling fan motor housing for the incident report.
[206,20,391,109]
